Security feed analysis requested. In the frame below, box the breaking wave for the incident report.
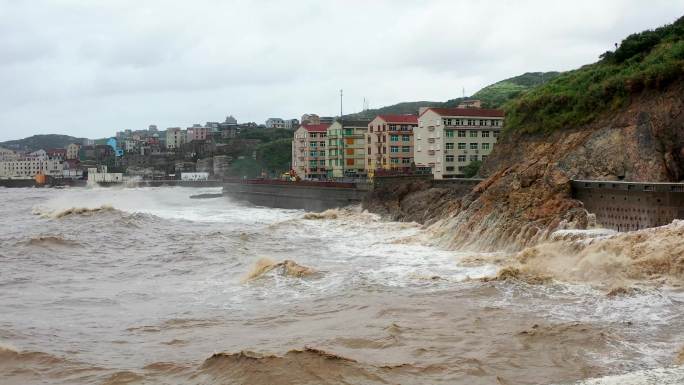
[34,204,119,219]
[499,220,684,287]
[243,258,318,282]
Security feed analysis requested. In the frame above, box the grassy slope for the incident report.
[345,72,560,119]
[505,16,684,134]
[0,134,87,152]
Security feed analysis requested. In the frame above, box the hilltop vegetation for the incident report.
[472,72,561,108]
[0,134,87,151]
[505,16,684,133]
[345,72,560,119]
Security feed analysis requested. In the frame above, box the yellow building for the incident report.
[365,115,418,173]
[326,119,370,178]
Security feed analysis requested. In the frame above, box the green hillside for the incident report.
[472,72,561,108]
[345,72,560,119]
[0,134,87,152]
[505,16,684,134]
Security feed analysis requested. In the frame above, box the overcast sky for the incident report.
[0,0,682,141]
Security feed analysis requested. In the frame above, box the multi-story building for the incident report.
[0,147,18,161]
[326,119,370,178]
[166,127,186,149]
[365,115,418,173]
[283,119,300,130]
[47,149,67,161]
[291,123,330,180]
[187,124,209,142]
[66,143,81,160]
[415,107,504,179]
[265,118,286,129]
[0,150,64,179]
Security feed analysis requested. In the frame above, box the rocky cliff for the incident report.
[364,82,684,252]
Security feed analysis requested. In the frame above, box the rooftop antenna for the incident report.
[462,87,465,98]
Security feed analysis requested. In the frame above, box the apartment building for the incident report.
[365,115,418,173]
[326,119,370,178]
[166,127,186,149]
[66,143,81,160]
[291,123,330,180]
[0,149,64,179]
[187,125,209,142]
[415,107,504,179]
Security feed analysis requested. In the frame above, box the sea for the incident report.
[1,186,683,385]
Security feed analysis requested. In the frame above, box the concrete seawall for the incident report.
[572,180,684,231]
[223,181,370,211]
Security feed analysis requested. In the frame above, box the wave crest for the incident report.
[243,258,317,282]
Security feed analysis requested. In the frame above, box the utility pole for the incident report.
[340,89,344,179]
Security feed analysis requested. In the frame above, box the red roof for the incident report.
[420,107,504,118]
[377,114,418,124]
[302,123,330,132]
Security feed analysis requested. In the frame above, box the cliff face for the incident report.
[434,83,684,252]
[364,82,684,252]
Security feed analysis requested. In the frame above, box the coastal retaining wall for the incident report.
[223,181,369,211]
[572,180,684,231]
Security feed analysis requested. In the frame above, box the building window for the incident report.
[309,133,316,138]
[310,142,317,147]
[445,130,454,138]
[470,155,478,162]
[346,138,354,145]
[458,130,466,137]
[467,119,473,126]
[344,128,353,136]
[470,131,477,138]
[458,142,466,149]
[470,143,478,150]
[446,155,454,162]
[482,131,490,137]
[493,131,499,138]
[458,155,466,162]
[310,151,317,157]
[390,134,399,141]
[402,158,410,164]
[319,150,325,156]
[482,143,490,150]
[346,159,354,166]
[446,166,454,171]
[346,148,353,155]
[391,158,399,164]
[367,147,371,155]
[402,134,410,141]
[390,146,399,153]
[445,143,454,150]
[402,146,410,152]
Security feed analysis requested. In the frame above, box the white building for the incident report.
[0,147,18,161]
[87,166,123,186]
[166,127,186,149]
[0,149,64,179]
[265,118,285,129]
[180,172,209,181]
[415,107,504,179]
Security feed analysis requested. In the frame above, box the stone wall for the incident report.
[572,180,684,231]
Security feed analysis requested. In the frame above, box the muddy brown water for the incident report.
[1,187,682,385]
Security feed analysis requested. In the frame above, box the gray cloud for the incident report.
[0,0,682,140]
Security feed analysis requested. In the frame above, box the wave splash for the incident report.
[243,258,317,282]
[494,220,684,287]
[34,204,119,219]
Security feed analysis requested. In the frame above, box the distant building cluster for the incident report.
[291,101,504,180]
